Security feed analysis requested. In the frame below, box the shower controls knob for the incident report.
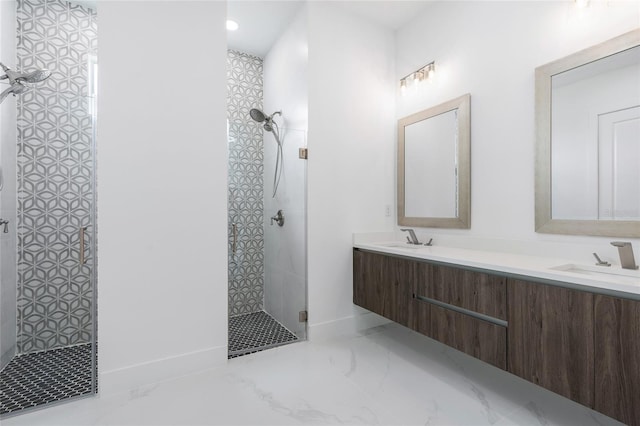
[270,210,285,227]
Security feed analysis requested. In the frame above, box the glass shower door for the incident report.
[0,0,97,417]
[263,127,307,341]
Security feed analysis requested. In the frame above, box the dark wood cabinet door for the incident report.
[594,295,640,426]
[417,263,506,320]
[429,303,507,369]
[507,279,594,407]
[353,250,417,329]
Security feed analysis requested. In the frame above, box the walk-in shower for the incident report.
[226,50,307,359]
[0,0,97,417]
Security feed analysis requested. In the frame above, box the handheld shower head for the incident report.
[249,108,282,128]
[0,62,51,104]
[0,62,51,85]
[18,69,52,83]
[248,107,285,197]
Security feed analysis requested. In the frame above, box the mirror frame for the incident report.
[398,93,471,228]
[535,29,640,237]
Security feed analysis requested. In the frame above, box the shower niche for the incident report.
[0,0,98,417]
[226,50,308,358]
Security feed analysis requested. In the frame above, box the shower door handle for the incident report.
[232,223,237,255]
[79,226,87,265]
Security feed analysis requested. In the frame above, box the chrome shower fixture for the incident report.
[249,108,282,131]
[0,62,52,104]
[249,107,284,198]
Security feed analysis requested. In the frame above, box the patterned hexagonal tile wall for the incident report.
[16,0,96,354]
[227,50,265,316]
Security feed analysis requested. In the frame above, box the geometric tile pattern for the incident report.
[16,0,97,353]
[0,343,95,416]
[228,311,298,359]
[227,50,265,316]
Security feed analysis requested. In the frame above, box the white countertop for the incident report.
[353,235,640,300]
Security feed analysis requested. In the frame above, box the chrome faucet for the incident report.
[610,241,639,270]
[400,228,420,245]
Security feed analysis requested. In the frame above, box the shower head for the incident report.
[0,62,51,85]
[17,69,52,83]
[250,108,267,123]
[249,108,282,128]
[0,62,52,105]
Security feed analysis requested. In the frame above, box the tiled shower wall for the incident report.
[226,50,265,316]
[16,0,96,353]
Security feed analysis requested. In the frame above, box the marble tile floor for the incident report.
[3,323,623,425]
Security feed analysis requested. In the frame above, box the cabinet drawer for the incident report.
[416,298,506,370]
[417,263,507,320]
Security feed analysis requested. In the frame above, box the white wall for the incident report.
[263,6,308,337]
[307,2,396,338]
[395,1,640,258]
[0,0,17,371]
[97,1,228,393]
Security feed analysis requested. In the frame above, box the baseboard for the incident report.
[98,345,227,396]
[308,311,390,341]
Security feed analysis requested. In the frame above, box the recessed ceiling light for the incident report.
[226,20,239,31]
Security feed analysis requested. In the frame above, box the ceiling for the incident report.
[68,1,433,59]
[227,1,434,58]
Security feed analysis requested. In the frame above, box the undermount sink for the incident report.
[377,242,422,250]
[550,263,640,285]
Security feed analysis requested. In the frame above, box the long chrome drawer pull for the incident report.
[415,294,508,327]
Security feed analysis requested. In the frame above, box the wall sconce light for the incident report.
[400,61,436,93]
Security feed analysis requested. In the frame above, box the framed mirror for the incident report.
[398,93,471,228]
[535,29,640,237]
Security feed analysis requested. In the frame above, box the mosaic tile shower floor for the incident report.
[0,344,95,416]
[228,310,298,358]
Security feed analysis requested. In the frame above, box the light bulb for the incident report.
[226,20,239,31]
[427,65,435,80]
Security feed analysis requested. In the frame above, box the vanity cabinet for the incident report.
[507,279,594,407]
[594,295,640,424]
[416,262,507,369]
[354,249,507,369]
[353,248,639,425]
[353,249,417,329]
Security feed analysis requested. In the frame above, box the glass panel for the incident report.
[263,127,307,340]
[0,0,97,417]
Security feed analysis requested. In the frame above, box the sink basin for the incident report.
[377,242,422,250]
[550,263,640,285]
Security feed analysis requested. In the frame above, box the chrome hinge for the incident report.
[299,310,308,323]
[298,148,308,160]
